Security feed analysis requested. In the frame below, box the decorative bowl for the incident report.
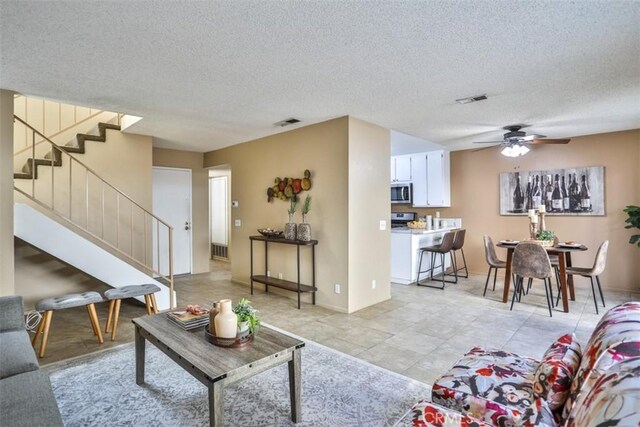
[204,325,254,348]
[258,229,283,238]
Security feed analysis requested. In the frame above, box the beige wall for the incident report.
[394,129,640,291]
[204,117,351,312]
[348,117,391,312]
[15,238,109,309]
[153,148,210,274]
[1,90,15,296]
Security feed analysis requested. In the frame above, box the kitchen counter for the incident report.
[391,227,457,234]
[390,220,461,285]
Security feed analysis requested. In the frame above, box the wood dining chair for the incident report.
[482,236,506,296]
[510,242,555,316]
[557,240,609,314]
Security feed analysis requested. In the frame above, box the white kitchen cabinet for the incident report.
[390,155,412,182]
[410,150,450,207]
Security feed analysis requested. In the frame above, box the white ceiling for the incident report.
[1,1,639,152]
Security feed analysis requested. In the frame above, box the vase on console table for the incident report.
[297,214,311,242]
[284,214,297,240]
[214,299,237,339]
[297,196,312,242]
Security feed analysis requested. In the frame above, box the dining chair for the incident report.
[482,236,506,296]
[558,240,609,314]
[416,231,456,289]
[510,242,555,316]
[449,229,469,280]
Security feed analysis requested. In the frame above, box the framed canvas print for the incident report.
[499,166,605,216]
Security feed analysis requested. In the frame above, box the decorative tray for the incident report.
[257,229,283,238]
[204,325,254,348]
[526,239,555,247]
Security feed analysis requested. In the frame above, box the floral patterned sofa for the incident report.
[399,302,640,427]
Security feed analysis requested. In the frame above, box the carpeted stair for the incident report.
[14,122,121,180]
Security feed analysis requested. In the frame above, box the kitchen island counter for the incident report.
[391,224,460,285]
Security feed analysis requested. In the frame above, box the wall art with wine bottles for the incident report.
[499,166,605,216]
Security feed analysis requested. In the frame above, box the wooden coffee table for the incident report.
[133,314,305,426]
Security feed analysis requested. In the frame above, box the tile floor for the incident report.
[37,260,637,386]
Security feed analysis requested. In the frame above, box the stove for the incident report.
[391,212,417,229]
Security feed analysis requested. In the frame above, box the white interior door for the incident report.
[153,167,192,275]
[210,176,228,246]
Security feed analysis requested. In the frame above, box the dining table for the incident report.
[496,241,588,313]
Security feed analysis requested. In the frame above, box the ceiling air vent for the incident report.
[455,94,488,104]
[273,118,301,127]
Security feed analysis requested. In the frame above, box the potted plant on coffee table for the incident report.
[233,298,260,336]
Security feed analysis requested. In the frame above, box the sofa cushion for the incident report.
[0,370,63,426]
[432,347,539,415]
[562,302,640,420]
[566,356,640,427]
[0,329,40,379]
[0,295,25,331]
[532,333,582,411]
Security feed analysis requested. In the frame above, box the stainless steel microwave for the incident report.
[391,183,412,204]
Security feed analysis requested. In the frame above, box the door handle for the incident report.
[185,221,191,231]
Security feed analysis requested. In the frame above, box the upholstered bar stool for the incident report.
[32,292,104,358]
[450,229,469,280]
[416,231,456,289]
[104,284,161,341]
[510,242,555,316]
[482,235,507,296]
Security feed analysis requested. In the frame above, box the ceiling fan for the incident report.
[473,125,571,157]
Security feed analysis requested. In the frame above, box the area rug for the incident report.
[44,326,430,426]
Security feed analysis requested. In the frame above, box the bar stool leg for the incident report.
[150,293,159,314]
[460,248,469,278]
[105,300,115,333]
[39,311,53,358]
[492,268,498,291]
[87,303,104,344]
[111,299,122,341]
[416,251,425,285]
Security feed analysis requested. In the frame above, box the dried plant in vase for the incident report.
[284,196,298,240]
[297,195,312,241]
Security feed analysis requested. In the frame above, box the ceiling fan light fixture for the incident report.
[501,143,529,157]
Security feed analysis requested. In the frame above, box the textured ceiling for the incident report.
[1,1,639,152]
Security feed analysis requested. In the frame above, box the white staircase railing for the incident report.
[13,115,175,308]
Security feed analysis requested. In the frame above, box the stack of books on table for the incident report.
[167,309,210,330]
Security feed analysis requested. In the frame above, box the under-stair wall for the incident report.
[15,237,113,310]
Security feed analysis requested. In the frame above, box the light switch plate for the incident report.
[232,200,239,208]
[234,219,241,227]
[334,284,341,294]
[379,220,387,231]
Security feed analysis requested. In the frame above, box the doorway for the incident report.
[209,167,231,261]
[152,167,192,275]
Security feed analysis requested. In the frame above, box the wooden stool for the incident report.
[104,284,161,341]
[32,292,104,358]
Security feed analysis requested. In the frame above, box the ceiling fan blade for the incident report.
[529,138,571,145]
[472,140,506,144]
[521,134,546,141]
[471,145,501,152]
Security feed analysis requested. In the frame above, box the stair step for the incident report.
[14,121,121,182]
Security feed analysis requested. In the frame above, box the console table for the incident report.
[249,235,318,309]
